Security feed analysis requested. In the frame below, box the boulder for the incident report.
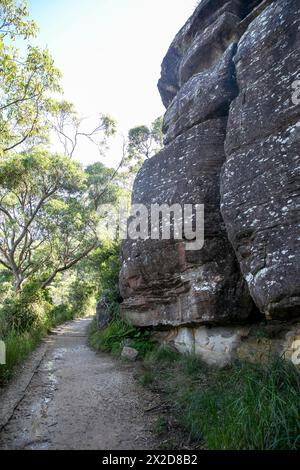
[178,12,241,87]
[163,44,238,144]
[120,119,255,327]
[221,0,300,319]
[157,0,263,107]
[121,346,139,361]
[120,0,299,343]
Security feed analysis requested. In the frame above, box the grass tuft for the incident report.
[152,416,167,435]
[88,318,156,359]
[139,352,300,450]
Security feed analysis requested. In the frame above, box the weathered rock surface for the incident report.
[164,325,251,367]
[120,118,254,327]
[121,346,139,361]
[159,321,300,367]
[120,113,254,327]
[120,46,254,326]
[120,0,300,337]
[158,0,264,107]
[221,0,300,319]
[163,44,238,144]
[96,296,110,330]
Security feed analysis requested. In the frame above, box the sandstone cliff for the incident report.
[120,0,300,354]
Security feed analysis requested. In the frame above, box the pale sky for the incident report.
[27,0,197,167]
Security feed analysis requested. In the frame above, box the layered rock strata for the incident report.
[120,0,300,338]
[221,0,300,320]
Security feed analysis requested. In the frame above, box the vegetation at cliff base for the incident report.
[87,246,156,359]
[139,349,300,450]
[88,319,155,358]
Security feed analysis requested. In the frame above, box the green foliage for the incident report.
[0,0,37,40]
[0,149,99,291]
[151,116,164,147]
[47,304,73,326]
[88,319,133,355]
[130,329,156,358]
[0,283,50,333]
[141,352,300,450]
[70,241,121,324]
[128,125,151,157]
[138,369,154,386]
[119,116,164,188]
[126,117,163,165]
[49,100,116,158]
[99,246,121,289]
[0,1,61,155]
[0,326,44,383]
[87,242,155,359]
[67,278,96,318]
[144,345,180,365]
[152,416,167,435]
[88,318,156,359]
[86,162,119,209]
[98,247,121,321]
[0,1,126,387]
[0,148,86,192]
[0,290,80,384]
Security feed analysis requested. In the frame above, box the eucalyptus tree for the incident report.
[0,0,62,155]
[118,116,164,189]
[125,116,163,171]
[0,149,101,291]
[49,100,117,158]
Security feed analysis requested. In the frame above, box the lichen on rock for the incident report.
[119,0,300,361]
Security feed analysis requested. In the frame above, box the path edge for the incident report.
[0,341,49,431]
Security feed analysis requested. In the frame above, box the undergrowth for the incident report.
[88,318,155,358]
[0,289,92,385]
[85,242,300,450]
[139,346,300,450]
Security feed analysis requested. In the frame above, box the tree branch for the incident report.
[40,241,99,290]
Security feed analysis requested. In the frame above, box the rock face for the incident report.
[163,44,238,145]
[221,0,300,320]
[96,297,110,330]
[159,321,300,367]
[120,0,300,335]
[120,118,254,327]
[157,0,264,108]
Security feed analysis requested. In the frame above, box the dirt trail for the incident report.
[0,318,159,450]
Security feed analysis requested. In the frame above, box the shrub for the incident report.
[0,283,93,385]
[0,325,46,384]
[48,304,73,327]
[0,285,51,334]
[138,369,154,386]
[68,279,97,318]
[88,318,156,358]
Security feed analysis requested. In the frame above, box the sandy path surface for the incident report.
[0,318,159,450]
